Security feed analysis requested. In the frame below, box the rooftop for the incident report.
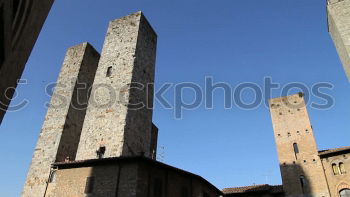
[222,184,283,195]
[319,146,350,158]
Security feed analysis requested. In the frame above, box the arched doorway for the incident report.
[340,189,350,197]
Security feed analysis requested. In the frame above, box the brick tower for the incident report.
[269,93,330,197]
[75,12,157,160]
[22,43,100,197]
[327,0,350,81]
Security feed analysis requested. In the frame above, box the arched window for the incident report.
[340,189,350,197]
[293,143,299,160]
[340,162,346,174]
[332,163,340,175]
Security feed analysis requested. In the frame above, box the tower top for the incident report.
[327,0,345,4]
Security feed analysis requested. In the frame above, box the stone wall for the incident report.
[0,0,54,124]
[76,12,158,160]
[46,158,222,197]
[269,93,330,197]
[327,0,350,81]
[22,43,100,197]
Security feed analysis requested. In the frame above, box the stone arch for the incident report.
[337,182,350,193]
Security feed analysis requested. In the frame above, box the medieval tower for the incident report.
[327,0,350,81]
[22,12,158,197]
[269,93,330,197]
[75,11,157,161]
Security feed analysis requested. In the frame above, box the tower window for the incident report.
[96,146,106,159]
[332,163,340,175]
[340,162,346,174]
[300,175,306,188]
[84,177,95,194]
[293,143,299,160]
[106,66,112,77]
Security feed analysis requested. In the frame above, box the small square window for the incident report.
[106,66,112,77]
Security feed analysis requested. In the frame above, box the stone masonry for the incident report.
[327,0,350,81]
[269,93,330,197]
[22,43,100,197]
[75,12,158,160]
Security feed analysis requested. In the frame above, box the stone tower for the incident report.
[269,93,330,197]
[75,12,157,160]
[22,43,100,197]
[327,0,350,81]
[22,12,158,197]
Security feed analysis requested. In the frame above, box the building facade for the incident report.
[269,93,350,197]
[224,93,350,197]
[22,12,222,197]
[45,157,222,197]
[0,0,55,124]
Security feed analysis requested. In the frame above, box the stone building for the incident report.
[22,12,222,197]
[223,93,350,197]
[327,0,350,81]
[0,0,55,124]
[222,184,283,197]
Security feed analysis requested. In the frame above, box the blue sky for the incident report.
[1,0,350,196]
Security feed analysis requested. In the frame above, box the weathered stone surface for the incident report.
[0,0,54,124]
[327,0,350,81]
[321,152,350,197]
[269,93,330,197]
[76,12,157,160]
[21,43,100,197]
[45,158,222,197]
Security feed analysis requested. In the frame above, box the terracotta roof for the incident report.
[318,146,350,157]
[222,184,283,194]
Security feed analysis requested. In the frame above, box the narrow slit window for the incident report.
[106,66,112,77]
[293,143,299,160]
[300,175,306,189]
[96,146,106,159]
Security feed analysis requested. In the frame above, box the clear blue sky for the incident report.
[1,0,350,196]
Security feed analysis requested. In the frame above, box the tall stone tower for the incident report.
[75,11,157,160]
[22,43,100,197]
[269,93,330,197]
[327,0,350,81]
[22,11,158,197]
